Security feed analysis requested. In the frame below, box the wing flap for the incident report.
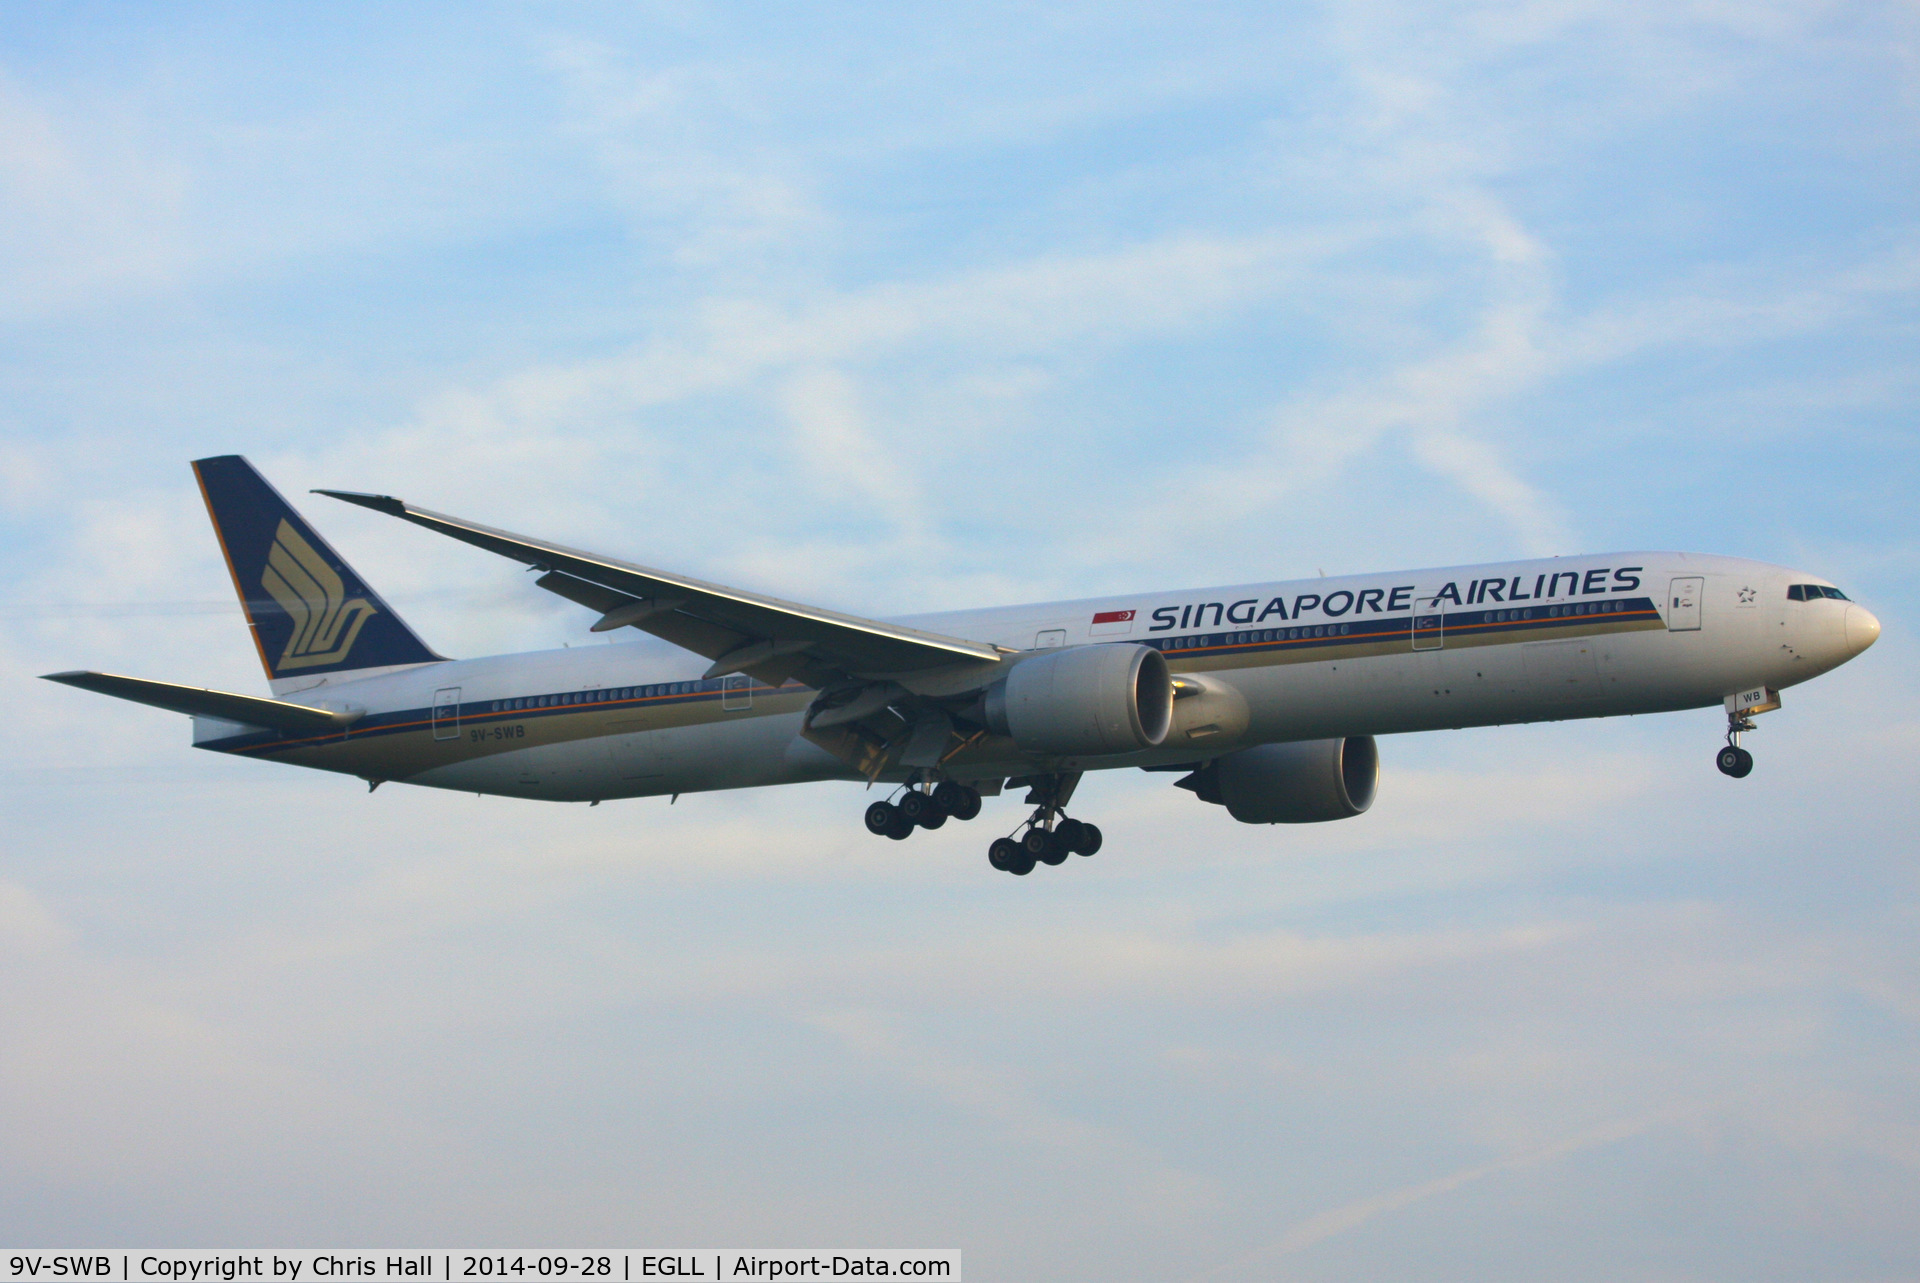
[42,671,355,733]
[318,489,1004,677]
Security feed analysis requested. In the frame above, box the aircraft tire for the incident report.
[1074,823,1102,857]
[1716,746,1754,778]
[989,837,1019,871]
[1056,818,1087,852]
[898,791,933,824]
[1025,828,1068,866]
[865,801,899,835]
[918,809,947,830]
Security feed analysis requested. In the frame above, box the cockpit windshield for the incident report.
[1787,584,1850,602]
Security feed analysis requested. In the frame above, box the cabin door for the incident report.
[1411,596,1445,650]
[432,687,461,740]
[1667,577,1704,631]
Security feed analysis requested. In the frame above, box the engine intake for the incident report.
[985,643,1173,756]
[1180,736,1379,823]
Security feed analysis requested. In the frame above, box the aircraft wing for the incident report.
[315,489,1006,686]
[42,671,357,733]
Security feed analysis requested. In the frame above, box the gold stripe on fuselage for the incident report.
[222,607,1665,777]
[237,682,813,779]
[1160,607,1664,675]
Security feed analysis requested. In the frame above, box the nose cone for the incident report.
[1845,605,1881,657]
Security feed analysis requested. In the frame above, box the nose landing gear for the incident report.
[1716,709,1757,779]
[1715,686,1781,778]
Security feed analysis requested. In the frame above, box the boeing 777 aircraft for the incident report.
[46,457,1881,875]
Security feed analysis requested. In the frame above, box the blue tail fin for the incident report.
[192,455,444,682]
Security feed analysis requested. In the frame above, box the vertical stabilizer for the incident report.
[192,455,444,684]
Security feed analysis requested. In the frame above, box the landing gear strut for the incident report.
[988,773,1101,876]
[1717,711,1755,779]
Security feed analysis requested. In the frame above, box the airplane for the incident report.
[44,456,1881,876]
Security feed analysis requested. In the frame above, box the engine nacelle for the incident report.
[1182,737,1379,823]
[985,643,1173,757]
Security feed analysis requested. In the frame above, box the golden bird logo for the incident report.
[261,520,378,669]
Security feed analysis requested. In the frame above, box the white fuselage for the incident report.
[193,551,1878,802]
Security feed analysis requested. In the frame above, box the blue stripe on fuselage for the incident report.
[199,676,793,756]
[1151,597,1658,659]
[200,597,1661,757]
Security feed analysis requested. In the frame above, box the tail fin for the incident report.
[192,455,444,684]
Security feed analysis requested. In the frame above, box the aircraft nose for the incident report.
[1845,604,1881,656]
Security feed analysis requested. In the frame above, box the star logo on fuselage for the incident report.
[1738,586,1757,604]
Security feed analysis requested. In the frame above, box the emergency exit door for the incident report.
[1667,577,1703,631]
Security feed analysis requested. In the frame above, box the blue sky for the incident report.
[3,1,1917,1275]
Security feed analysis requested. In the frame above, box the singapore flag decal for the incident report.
[1090,608,1136,636]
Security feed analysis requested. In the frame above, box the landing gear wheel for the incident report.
[917,809,947,830]
[1024,828,1068,866]
[1072,823,1102,857]
[864,801,899,836]
[989,837,1020,871]
[897,791,934,824]
[885,813,915,840]
[1716,745,1753,778]
[1055,818,1087,852]
[933,780,983,821]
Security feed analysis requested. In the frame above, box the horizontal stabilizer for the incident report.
[41,671,357,733]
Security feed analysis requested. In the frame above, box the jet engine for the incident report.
[984,643,1173,756]
[1178,736,1379,823]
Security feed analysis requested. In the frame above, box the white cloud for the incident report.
[0,73,191,318]
[1196,1106,1688,1274]
[0,880,72,954]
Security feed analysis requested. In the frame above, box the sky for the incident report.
[2,0,1918,1276]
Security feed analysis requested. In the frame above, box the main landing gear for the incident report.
[863,772,1104,876]
[986,774,1101,877]
[864,779,983,841]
